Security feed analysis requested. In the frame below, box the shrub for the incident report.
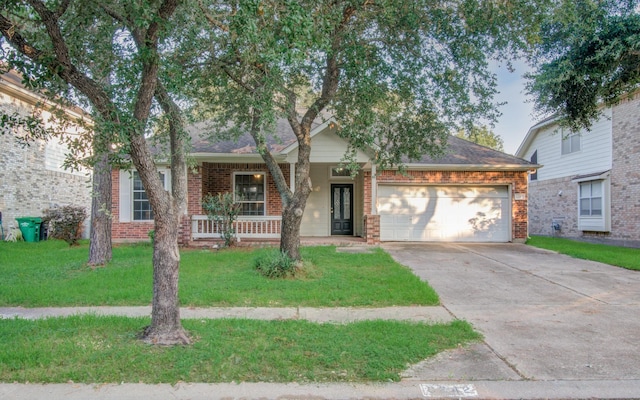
[202,192,242,247]
[43,205,87,246]
[254,250,299,279]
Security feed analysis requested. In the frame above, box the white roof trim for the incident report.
[515,115,559,158]
[571,170,611,183]
[280,117,337,155]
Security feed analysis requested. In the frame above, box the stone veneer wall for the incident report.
[0,117,91,235]
[362,169,529,243]
[610,94,640,246]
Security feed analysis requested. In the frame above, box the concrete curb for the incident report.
[2,380,640,400]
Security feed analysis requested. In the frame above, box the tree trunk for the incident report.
[88,151,112,266]
[139,81,190,345]
[141,209,189,345]
[280,193,306,261]
[279,143,312,261]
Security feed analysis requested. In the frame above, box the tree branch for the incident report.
[198,0,229,32]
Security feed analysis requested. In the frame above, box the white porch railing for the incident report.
[191,215,282,239]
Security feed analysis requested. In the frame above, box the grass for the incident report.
[0,316,480,383]
[0,240,439,307]
[526,235,640,271]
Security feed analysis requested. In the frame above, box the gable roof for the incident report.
[188,119,297,155]
[188,118,537,170]
[515,115,558,158]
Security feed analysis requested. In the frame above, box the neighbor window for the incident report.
[561,131,581,155]
[579,181,602,216]
[234,173,265,215]
[133,171,166,221]
[530,150,538,181]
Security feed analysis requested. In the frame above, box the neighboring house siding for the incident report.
[363,169,529,241]
[611,95,640,244]
[521,98,640,246]
[521,110,612,182]
[0,82,91,234]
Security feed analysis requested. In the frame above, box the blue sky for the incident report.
[491,60,538,155]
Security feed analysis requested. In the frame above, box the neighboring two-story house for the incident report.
[0,71,92,236]
[516,94,640,247]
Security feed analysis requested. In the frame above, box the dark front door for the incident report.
[331,184,353,235]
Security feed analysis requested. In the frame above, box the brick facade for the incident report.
[610,94,640,245]
[113,164,530,245]
[201,162,290,215]
[110,170,154,241]
[362,169,529,244]
[527,177,578,237]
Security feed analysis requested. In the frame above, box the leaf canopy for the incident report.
[527,0,640,131]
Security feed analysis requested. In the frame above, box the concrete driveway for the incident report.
[383,243,640,382]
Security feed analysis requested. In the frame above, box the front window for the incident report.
[580,181,602,216]
[234,173,265,215]
[561,131,581,155]
[133,171,166,221]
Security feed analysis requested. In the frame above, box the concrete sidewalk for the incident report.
[0,305,453,323]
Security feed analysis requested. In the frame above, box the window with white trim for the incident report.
[234,173,265,215]
[579,181,602,216]
[561,131,581,155]
[133,171,166,221]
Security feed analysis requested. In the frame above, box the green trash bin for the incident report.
[16,217,42,243]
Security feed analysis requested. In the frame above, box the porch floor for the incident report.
[189,236,367,248]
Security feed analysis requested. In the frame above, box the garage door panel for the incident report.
[379,185,510,242]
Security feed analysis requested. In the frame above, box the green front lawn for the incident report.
[526,236,640,271]
[0,240,439,307]
[0,316,479,383]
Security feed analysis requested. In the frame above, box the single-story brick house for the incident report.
[112,119,537,245]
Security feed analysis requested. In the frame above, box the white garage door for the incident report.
[378,185,510,242]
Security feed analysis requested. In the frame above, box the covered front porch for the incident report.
[187,161,368,244]
[188,213,367,247]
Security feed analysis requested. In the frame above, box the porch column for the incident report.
[289,163,295,192]
[371,162,377,215]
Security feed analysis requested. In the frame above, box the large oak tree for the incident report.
[191,0,548,261]
[1,0,190,345]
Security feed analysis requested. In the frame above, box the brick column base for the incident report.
[178,215,191,246]
[364,214,380,245]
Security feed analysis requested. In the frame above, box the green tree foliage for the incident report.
[455,125,504,152]
[527,0,640,130]
[189,0,548,260]
[1,0,190,345]
[202,192,242,247]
